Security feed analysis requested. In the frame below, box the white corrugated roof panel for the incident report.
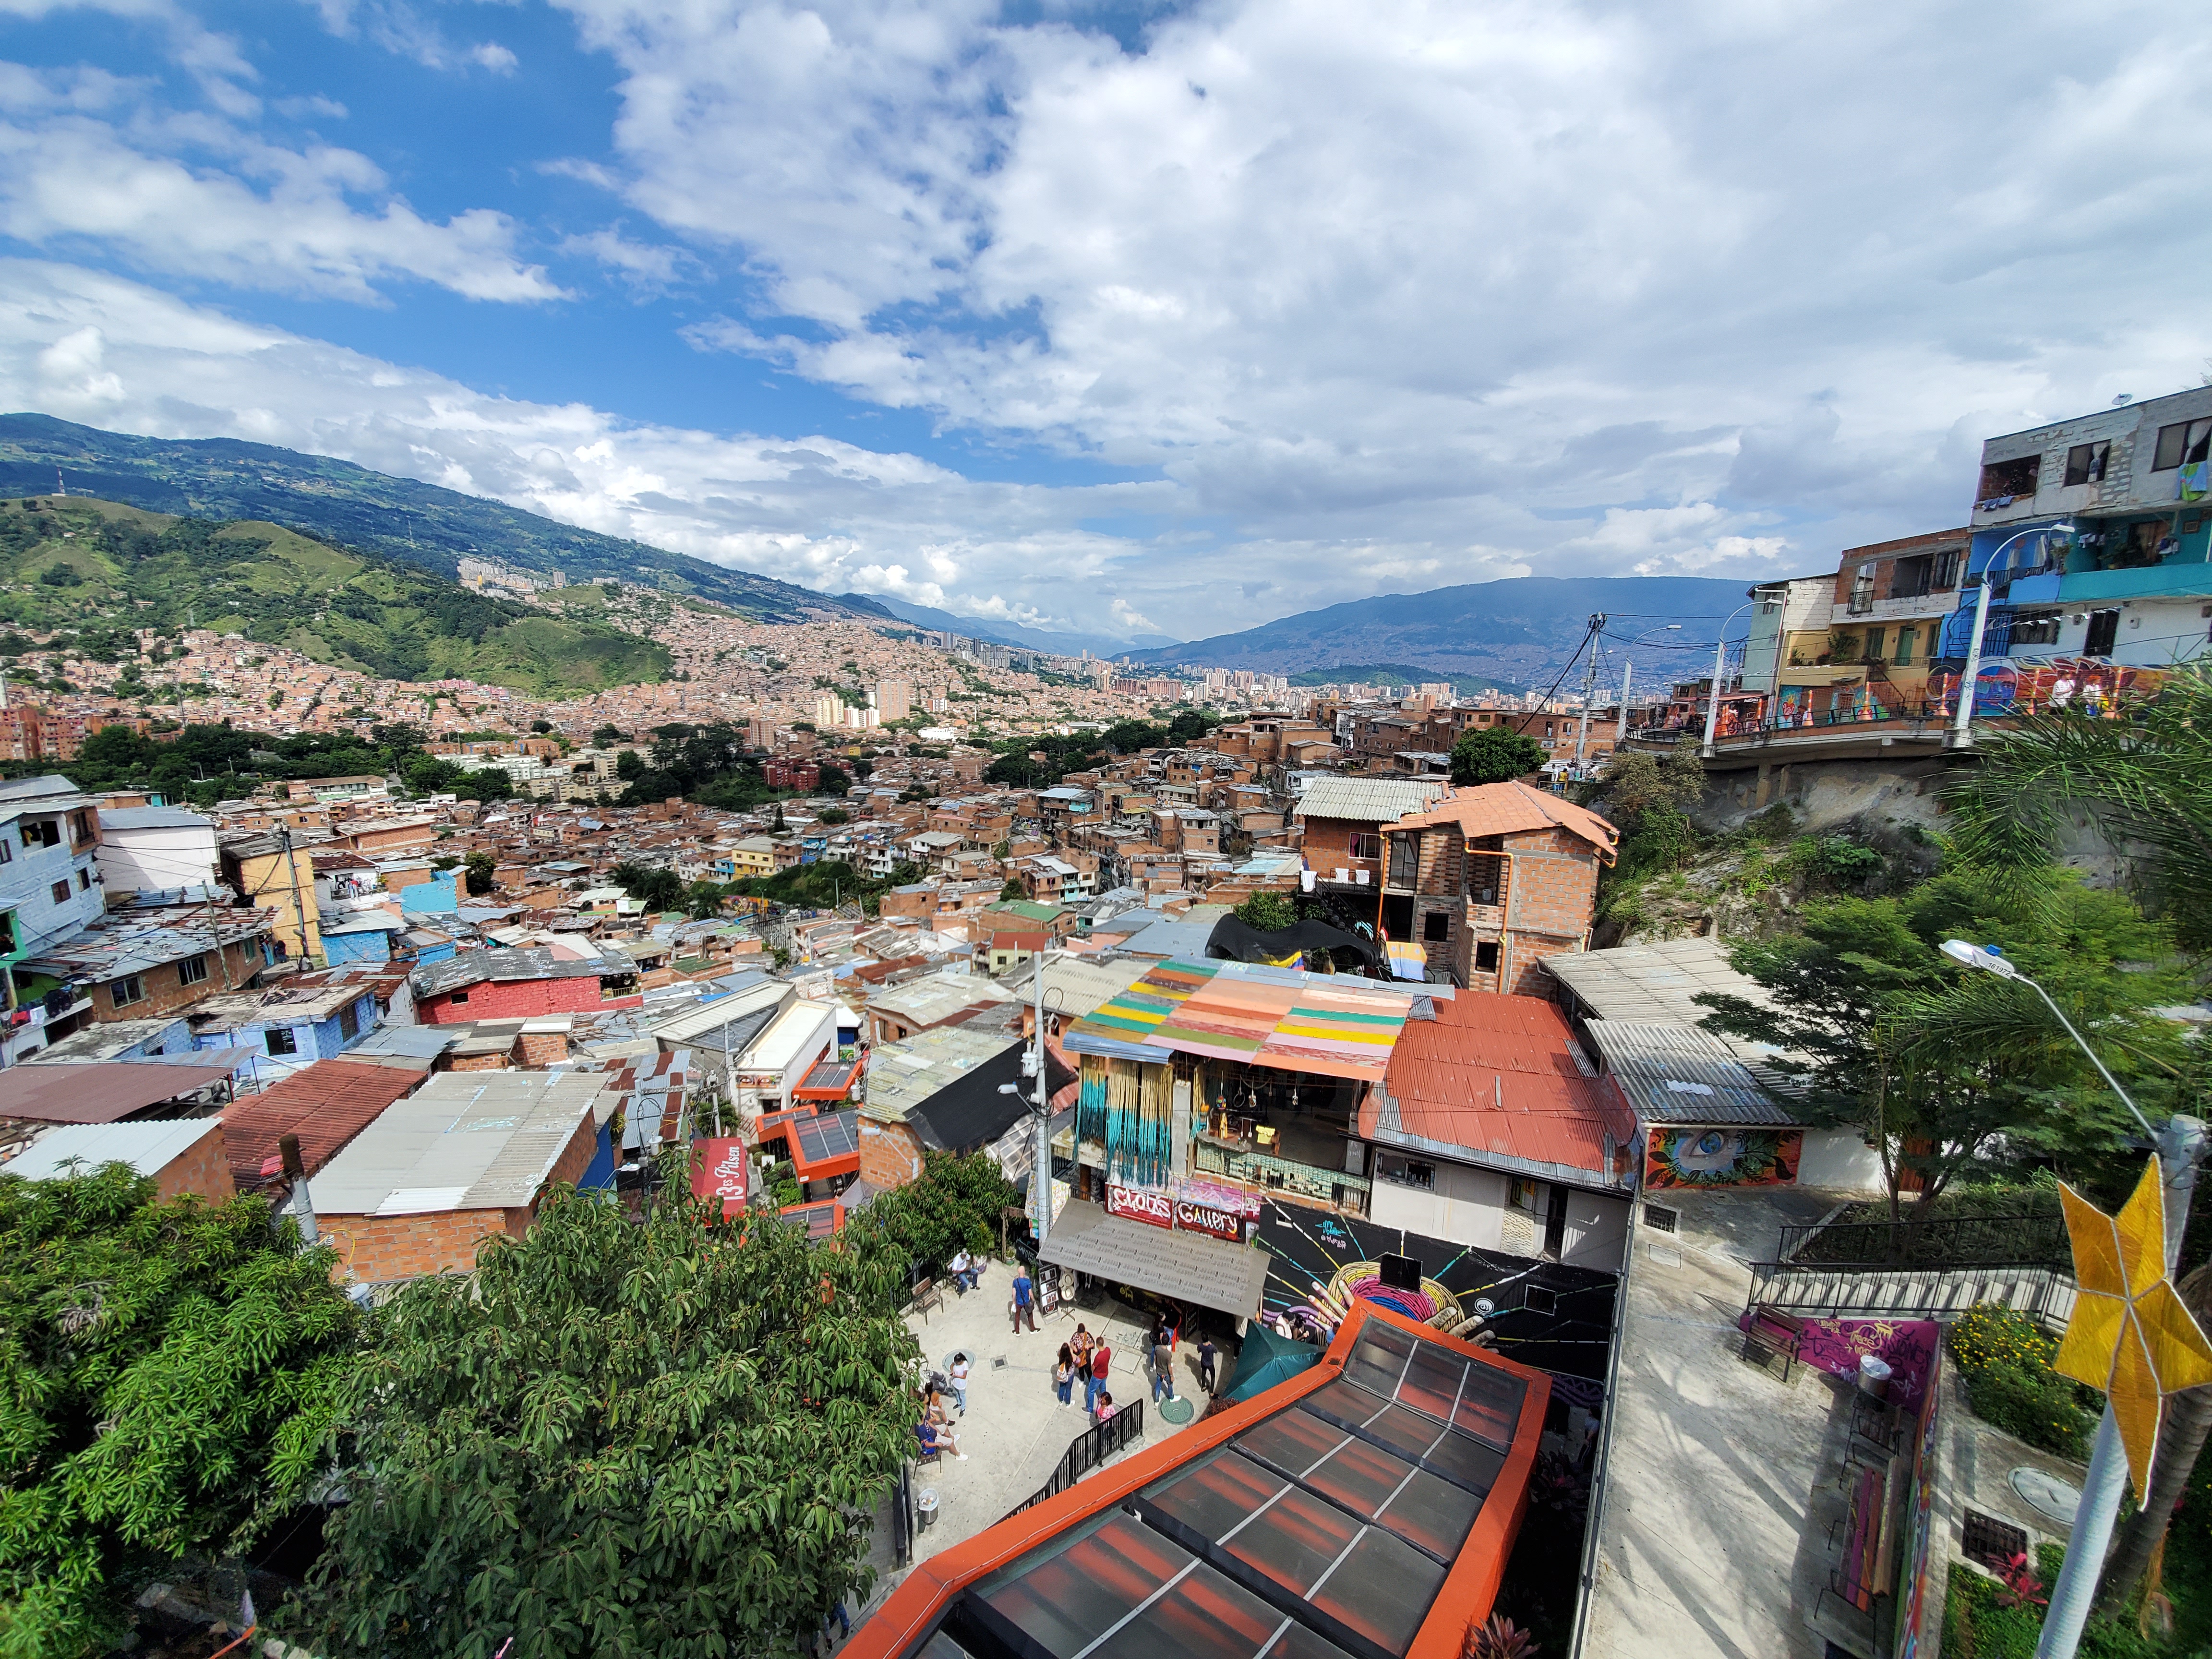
[308,1070,605,1215]
[2,1118,221,1181]
[1290,777,1450,823]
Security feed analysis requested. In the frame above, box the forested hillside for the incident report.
[0,495,668,694]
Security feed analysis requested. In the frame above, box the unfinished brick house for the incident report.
[1378,784,1618,995]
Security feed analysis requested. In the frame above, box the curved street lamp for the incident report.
[1700,603,1755,757]
[1950,522,2074,743]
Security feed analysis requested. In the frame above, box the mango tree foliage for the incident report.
[289,1172,921,1659]
[0,1166,357,1658]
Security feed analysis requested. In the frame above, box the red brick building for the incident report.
[409,946,641,1024]
[1378,783,1617,995]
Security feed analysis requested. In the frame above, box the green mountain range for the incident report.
[0,496,670,695]
[0,413,877,625]
[1285,662,1512,693]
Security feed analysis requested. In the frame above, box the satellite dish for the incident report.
[2112,394,2133,406]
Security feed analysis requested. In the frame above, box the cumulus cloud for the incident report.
[306,0,520,75]
[0,67,562,302]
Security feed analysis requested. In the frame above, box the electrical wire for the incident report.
[1508,616,1603,735]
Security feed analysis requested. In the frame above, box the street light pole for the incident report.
[1949,523,2071,746]
[1943,941,2200,1659]
[1701,605,1753,757]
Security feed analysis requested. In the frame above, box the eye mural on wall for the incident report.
[1644,1128,1803,1189]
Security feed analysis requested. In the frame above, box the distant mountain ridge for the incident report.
[0,414,878,624]
[1130,575,1757,684]
[841,591,1181,657]
[0,496,669,694]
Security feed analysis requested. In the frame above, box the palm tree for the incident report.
[1943,663,2212,952]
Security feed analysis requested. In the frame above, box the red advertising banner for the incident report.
[1174,1199,1246,1242]
[1106,1183,1173,1229]
[692,1137,749,1220]
[1107,1183,1246,1242]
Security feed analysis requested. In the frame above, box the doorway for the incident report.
[2085,609,2120,656]
[1544,1183,1569,1260]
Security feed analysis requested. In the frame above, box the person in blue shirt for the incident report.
[1011,1267,1036,1332]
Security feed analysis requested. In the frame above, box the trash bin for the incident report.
[917,1488,939,1530]
[1857,1355,1892,1402]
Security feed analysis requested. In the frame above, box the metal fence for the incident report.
[1779,1210,2069,1270]
[1746,1259,2077,1328]
[1001,1399,1147,1523]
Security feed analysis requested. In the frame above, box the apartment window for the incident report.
[1465,852,1505,905]
[0,841,11,864]
[265,1027,299,1057]
[1888,555,1933,600]
[1893,627,1916,666]
[2064,441,2111,486]
[24,819,60,849]
[1509,1176,1540,1213]
[1387,833,1419,888]
[2152,420,2212,471]
[49,880,70,905]
[338,1003,360,1041]
[1380,1155,1436,1191]
[69,811,92,844]
[1933,548,1962,588]
[449,989,469,1004]
[1474,939,1501,974]
[1421,909,1452,943]
[1866,627,1886,662]
[1848,565,1876,613]
[1978,455,2041,499]
[178,953,209,986]
[1349,831,1383,861]
[2011,613,2062,647]
[75,869,91,892]
[111,973,144,1008]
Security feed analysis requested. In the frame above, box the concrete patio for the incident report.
[1582,1186,1874,1659]
[853,1257,1220,1620]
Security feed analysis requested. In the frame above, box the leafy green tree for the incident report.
[999,877,1026,901]
[816,762,851,797]
[0,1167,357,1656]
[1944,663,2212,952]
[854,1151,1024,1280]
[591,724,628,746]
[611,861,683,914]
[685,879,727,919]
[462,851,497,896]
[1448,726,1546,785]
[1101,719,1166,754]
[1695,871,2190,1236]
[285,1176,919,1659]
[1234,891,1298,932]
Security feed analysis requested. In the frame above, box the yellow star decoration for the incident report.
[2054,1156,2212,1502]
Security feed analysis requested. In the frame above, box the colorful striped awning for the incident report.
[1064,959,1414,1082]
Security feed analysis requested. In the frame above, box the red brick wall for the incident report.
[859,1117,924,1189]
[321,1111,598,1281]
[517,1029,570,1067]
[154,1123,235,1203]
[93,938,263,1022]
[419,976,639,1024]
[322,1205,530,1281]
[440,1050,510,1071]
[1500,826,1600,997]
[1299,817,1378,879]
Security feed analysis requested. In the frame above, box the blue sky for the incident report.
[0,0,2207,644]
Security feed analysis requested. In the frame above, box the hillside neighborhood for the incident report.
[3,381,2211,1659]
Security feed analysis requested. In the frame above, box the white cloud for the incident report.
[0,72,564,302]
[542,0,2212,599]
[0,0,260,112]
[307,0,521,75]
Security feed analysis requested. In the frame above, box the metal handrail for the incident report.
[1747,1260,2076,1327]
[1778,1211,2068,1270]
[1002,1398,1147,1522]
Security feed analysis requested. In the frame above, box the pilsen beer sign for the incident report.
[1106,1182,1254,1244]
[691,1137,748,1220]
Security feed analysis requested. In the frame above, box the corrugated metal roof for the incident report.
[0,1058,248,1123]
[2,1117,221,1181]
[223,1058,422,1187]
[1038,1197,1270,1319]
[1582,1020,1797,1125]
[410,946,613,999]
[1290,776,1450,824]
[1539,938,1786,1065]
[1369,992,1632,1181]
[308,1070,605,1215]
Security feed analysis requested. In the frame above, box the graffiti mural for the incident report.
[1644,1126,1802,1189]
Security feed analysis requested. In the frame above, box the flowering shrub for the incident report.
[1948,1303,2102,1457]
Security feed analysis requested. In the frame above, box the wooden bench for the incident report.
[1742,1304,1808,1382]
[1829,1453,1907,1615]
[911,1277,942,1324]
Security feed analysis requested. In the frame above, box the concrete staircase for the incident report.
[1747,1260,2076,1325]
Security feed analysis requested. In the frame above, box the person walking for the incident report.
[1151,1330,1176,1403]
[1094,1390,1116,1425]
[947,1353,971,1414]
[1010,1266,1036,1333]
[1197,1334,1218,1395]
[1072,1324,1094,1376]
[1087,1339,1112,1414]
[1053,1344,1076,1406]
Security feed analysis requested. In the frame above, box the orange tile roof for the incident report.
[1369,992,1633,1178]
[1385,781,1618,857]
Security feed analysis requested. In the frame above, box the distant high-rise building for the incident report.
[878,680,912,722]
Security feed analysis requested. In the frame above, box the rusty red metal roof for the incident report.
[223,1058,422,1188]
[0,1058,249,1125]
[1370,993,1633,1178]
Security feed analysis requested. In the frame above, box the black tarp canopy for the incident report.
[1205,914,1389,979]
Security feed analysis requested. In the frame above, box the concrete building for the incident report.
[0,776,107,973]
[95,805,222,898]
[0,1117,233,1203]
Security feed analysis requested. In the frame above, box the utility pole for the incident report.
[1614,660,1633,742]
[1030,953,1054,1246]
[1571,615,1606,776]
[278,828,314,967]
